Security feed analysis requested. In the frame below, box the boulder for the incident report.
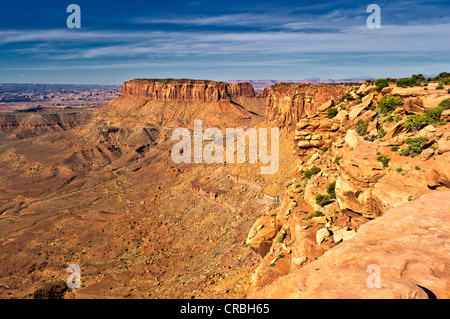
[382,120,405,140]
[344,130,359,150]
[437,133,450,154]
[401,97,425,115]
[420,148,435,161]
[318,99,335,112]
[349,104,368,121]
[316,228,331,245]
[246,215,279,257]
[426,152,450,188]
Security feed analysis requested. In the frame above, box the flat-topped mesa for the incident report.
[120,79,255,103]
[266,83,350,127]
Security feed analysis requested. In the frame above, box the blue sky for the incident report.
[0,0,449,84]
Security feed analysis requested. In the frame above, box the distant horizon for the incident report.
[2,72,447,86]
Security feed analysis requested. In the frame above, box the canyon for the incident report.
[0,78,449,299]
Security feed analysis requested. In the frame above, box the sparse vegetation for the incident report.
[315,181,336,207]
[391,146,400,152]
[277,230,287,243]
[340,93,355,102]
[378,95,403,113]
[377,155,390,167]
[334,156,342,165]
[356,120,369,136]
[400,137,429,157]
[377,126,387,138]
[303,165,321,179]
[396,167,403,172]
[375,79,389,92]
[404,100,450,132]
[303,211,325,220]
[326,107,338,119]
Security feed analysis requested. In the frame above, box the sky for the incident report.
[0,0,449,84]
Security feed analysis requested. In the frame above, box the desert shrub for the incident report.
[436,85,444,90]
[415,165,421,170]
[326,181,336,196]
[375,79,389,92]
[340,93,355,102]
[438,98,450,109]
[304,211,325,220]
[378,95,403,113]
[334,156,342,165]
[404,101,450,131]
[356,120,369,136]
[303,165,321,179]
[315,182,336,207]
[378,126,387,138]
[326,107,338,119]
[395,115,402,122]
[377,155,390,167]
[396,167,403,172]
[277,230,286,243]
[396,77,420,87]
[404,114,427,132]
[400,137,429,157]
[315,193,333,206]
[383,115,394,123]
[391,146,400,152]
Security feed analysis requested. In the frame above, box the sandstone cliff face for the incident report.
[120,79,254,103]
[266,84,349,127]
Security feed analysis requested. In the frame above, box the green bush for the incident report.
[383,115,394,123]
[303,165,321,179]
[375,79,389,92]
[304,211,325,220]
[404,101,450,131]
[400,137,429,157]
[326,107,338,119]
[415,165,421,170]
[396,167,403,172]
[377,155,390,167]
[378,126,387,138]
[378,95,403,113]
[315,182,336,207]
[391,146,400,151]
[340,93,355,102]
[438,98,450,109]
[277,230,286,243]
[356,120,369,136]
[326,181,336,196]
[436,85,444,90]
[334,156,342,165]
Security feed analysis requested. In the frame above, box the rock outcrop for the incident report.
[266,84,350,127]
[248,191,450,299]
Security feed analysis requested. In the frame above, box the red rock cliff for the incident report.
[120,79,254,103]
[266,83,349,126]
